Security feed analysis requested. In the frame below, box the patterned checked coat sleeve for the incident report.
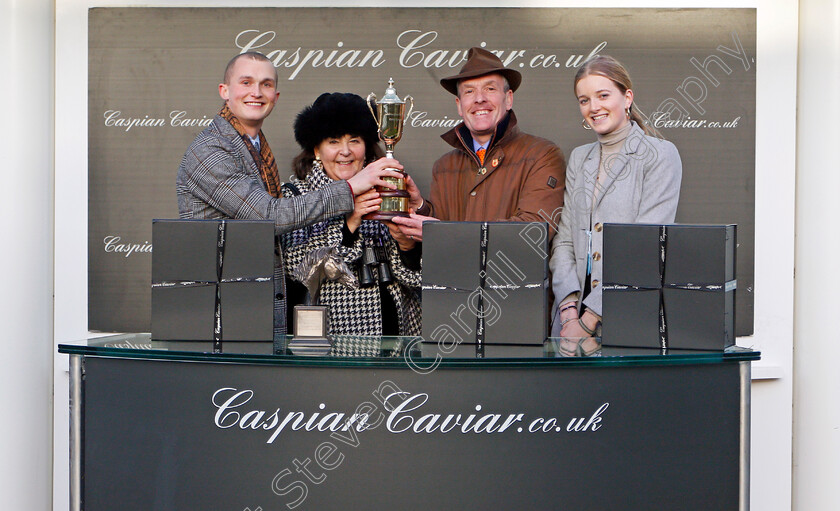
[176,117,354,234]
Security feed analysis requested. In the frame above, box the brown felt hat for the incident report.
[440,47,522,96]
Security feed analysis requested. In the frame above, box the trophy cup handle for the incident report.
[366,93,379,127]
[404,95,415,120]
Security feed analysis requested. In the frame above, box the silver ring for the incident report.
[409,235,415,240]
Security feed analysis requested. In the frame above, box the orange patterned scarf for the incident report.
[219,103,281,197]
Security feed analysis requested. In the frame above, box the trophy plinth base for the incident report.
[363,188,410,221]
[364,210,410,221]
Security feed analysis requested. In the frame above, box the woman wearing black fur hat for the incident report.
[281,92,421,336]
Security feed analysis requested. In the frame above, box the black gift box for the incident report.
[602,224,736,350]
[151,219,275,343]
[422,222,549,345]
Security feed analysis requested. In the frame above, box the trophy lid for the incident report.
[379,78,404,105]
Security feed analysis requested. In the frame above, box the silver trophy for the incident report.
[364,78,414,221]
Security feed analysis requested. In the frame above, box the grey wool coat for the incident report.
[176,114,354,338]
[549,122,682,321]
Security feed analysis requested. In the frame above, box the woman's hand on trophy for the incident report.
[347,157,404,194]
[346,190,382,233]
[390,211,438,244]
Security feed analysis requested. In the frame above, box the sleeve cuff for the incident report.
[415,198,431,216]
[341,220,360,247]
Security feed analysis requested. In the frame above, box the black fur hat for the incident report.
[293,92,380,153]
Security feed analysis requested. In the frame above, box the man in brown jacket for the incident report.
[392,47,565,241]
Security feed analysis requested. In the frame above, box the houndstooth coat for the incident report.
[281,166,422,336]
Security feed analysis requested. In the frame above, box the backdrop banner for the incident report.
[88,8,756,334]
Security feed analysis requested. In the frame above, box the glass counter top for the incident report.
[58,333,760,368]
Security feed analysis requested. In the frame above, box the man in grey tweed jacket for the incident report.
[177,52,403,338]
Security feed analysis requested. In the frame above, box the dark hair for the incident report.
[292,93,383,179]
[223,52,278,85]
[574,55,662,138]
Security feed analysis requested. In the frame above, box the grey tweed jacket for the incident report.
[176,115,354,337]
[549,122,682,322]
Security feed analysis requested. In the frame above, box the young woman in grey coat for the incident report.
[549,55,682,339]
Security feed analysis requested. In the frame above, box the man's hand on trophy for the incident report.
[347,157,404,194]
[403,174,425,211]
[391,211,438,243]
[386,221,416,252]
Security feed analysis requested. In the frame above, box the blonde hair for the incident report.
[574,55,663,138]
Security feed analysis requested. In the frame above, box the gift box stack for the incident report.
[422,222,549,345]
[601,223,736,350]
[151,219,275,347]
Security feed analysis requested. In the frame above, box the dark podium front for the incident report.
[60,335,758,511]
